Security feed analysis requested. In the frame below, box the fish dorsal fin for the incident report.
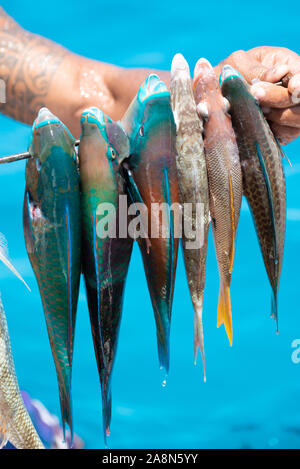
[0,232,30,291]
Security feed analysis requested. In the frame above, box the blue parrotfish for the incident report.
[120,74,179,374]
[79,107,133,443]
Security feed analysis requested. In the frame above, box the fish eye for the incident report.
[223,97,230,113]
[139,125,144,137]
[36,158,42,171]
[111,149,116,159]
[196,102,209,120]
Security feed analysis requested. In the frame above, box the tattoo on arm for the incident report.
[0,8,67,125]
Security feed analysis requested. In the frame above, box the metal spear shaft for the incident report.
[0,140,80,165]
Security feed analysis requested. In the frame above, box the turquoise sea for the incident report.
[0,0,300,449]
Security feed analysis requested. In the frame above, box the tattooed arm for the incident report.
[1,7,300,143]
[0,7,169,138]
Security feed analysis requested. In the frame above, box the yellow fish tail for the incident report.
[217,285,233,346]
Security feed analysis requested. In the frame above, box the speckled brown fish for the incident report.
[170,53,209,376]
[193,59,242,346]
[120,74,179,374]
[220,65,286,328]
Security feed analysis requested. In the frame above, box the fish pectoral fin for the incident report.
[217,286,233,346]
[276,137,292,168]
[122,162,151,252]
[102,377,112,447]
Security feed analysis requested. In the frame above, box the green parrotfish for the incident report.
[23,108,81,441]
[79,107,133,443]
[120,74,179,374]
[220,65,286,328]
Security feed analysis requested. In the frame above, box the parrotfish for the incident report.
[79,107,133,443]
[220,65,286,328]
[120,74,179,374]
[23,108,81,440]
[193,59,242,346]
[170,53,209,377]
[0,295,44,449]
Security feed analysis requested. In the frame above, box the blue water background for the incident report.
[1,0,300,449]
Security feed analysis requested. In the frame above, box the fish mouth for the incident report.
[193,58,215,89]
[34,107,60,129]
[82,106,108,125]
[171,53,190,78]
[220,65,244,85]
[194,58,214,78]
[138,74,169,103]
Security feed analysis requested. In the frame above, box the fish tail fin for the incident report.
[271,287,279,333]
[59,381,73,447]
[0,417,9,449]
[217,288,224,328]
[157,333,170,375]
[101,375,112,447]
[194,300,206,382]
[217,285,233,346]
[276,137,293,168]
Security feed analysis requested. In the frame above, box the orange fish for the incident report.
[193,59,242,345]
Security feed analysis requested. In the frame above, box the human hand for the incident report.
[215,46,300,144]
